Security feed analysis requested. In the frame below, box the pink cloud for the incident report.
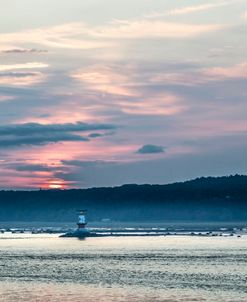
[0,62,48,86]
[0,72,47,86]
[0,62,48,72]
[146,0,240,18]
[152,62,247,86]
[71,65,184,116]
[118,94,184,116]
[203,62,247,79]
[0,23,113,50]
[93,20,224,39]
[0,18,225,54]
[72,65,138,97]
[0,95,15,102]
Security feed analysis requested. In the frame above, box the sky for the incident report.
[0,0,247,189]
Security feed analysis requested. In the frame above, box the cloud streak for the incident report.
[0,62,49,86]
[0,95,15,102]
[0,72,46,86]
[1,48,47,54]
[146,0,241,18]
[0,23,113,50]
[72,65,137,96]
[118,94,183,116]
[0,122,116,148]
[93,20,224,39]
[0,18,225,54]
[71,65,184,116]
[5,163,63,172]
[0,62,48,72]
[0,122,116,136]
[152,62,247,86]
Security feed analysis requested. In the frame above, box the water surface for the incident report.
[0,234,246,301]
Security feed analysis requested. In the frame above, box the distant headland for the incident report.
[0,175,247,222]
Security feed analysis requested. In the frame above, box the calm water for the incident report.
[0,234,246,301]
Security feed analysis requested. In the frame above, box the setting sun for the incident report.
[49,184,62,189]
[47,181,64,189]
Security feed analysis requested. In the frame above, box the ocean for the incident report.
[0,234,246,301]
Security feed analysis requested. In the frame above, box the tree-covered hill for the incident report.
[0,175,247,222]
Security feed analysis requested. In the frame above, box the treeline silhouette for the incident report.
[0,175,247,222]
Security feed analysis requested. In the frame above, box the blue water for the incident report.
[0,234,246,301]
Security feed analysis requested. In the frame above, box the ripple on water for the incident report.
[0,236,246,301]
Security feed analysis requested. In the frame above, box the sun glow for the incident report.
[48,181,64,189]
[49,184,62,189]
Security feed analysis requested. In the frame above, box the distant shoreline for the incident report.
[1,175,247,222]
[1,220,247,227]
[1,221,246,233]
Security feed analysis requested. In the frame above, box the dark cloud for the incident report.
[1,48,47,54]
[136,144,165,154]
[0,122,116,148]
[53,172,80,182]
[88,133,104,138]
[0,122,116,136]
[38,114,51,118]
[6,163,61,172]
[0,133,89,148]
[88,131,115,138]
[55,160,117,185]
[62,160,115,167]
[0,72,41,78]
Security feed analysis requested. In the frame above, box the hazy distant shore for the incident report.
[1,175,247,223]
[0,221,246,238]
[1,220,246,229]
